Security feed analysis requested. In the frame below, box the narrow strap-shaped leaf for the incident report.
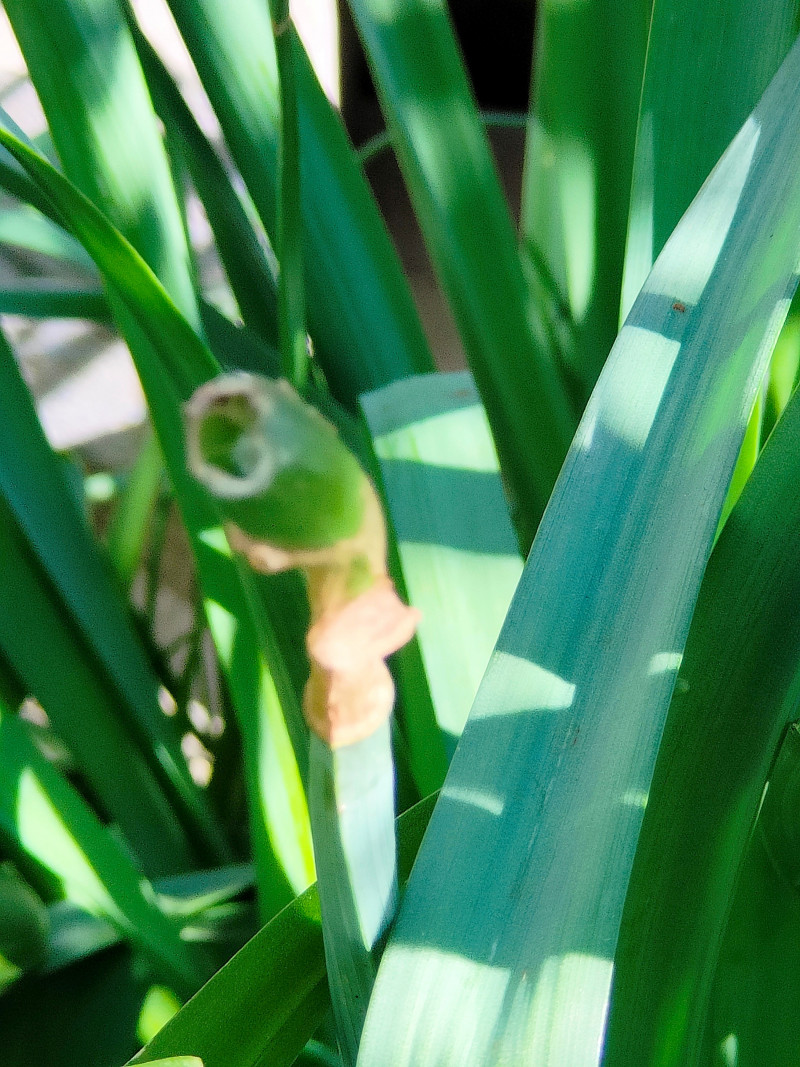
[199,302,281,379]
[0,0,210,809]
[105,432,164,588]
[0,700,204,994]
[154,864,255,917]
[0,128,217,393]
[717,379,765,531]
[345,0,576,539]
[0,122,314,918]
[163,0,434,406]
[0,126,63,223]
[0,203,96,268]
[620,0,799,319]
[131,881,325,1067]
[605,371,800,1064]
[0,322,224,866]
[309,726,397,1066]
[0,280,110,320]
[358,34,800,1067]
[620,2,799,530]
[42,902,119,974]
[704,818,800,1067]
[0,647,23,710]
[522,0,651,399]
[134,1060,203,1067]
[361,371,523,779]
[129,793,436,1067]
[125,14,279,348]
[764,298,800,436]
[38,864,256,977]
[3,0,201,329]
[0,863,48,991]
[2,0,212,682]
[265,4,307,387]
[0,499,197,876]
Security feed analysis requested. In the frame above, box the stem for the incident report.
[186,371,420,1058]
[309,725,398,1065]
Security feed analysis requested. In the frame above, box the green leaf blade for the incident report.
[309,727,398,1066]
[0,500,197,877]
[605,334,800,1066]
[346,0,576,536]
[0,324,224,867]
[522,0,651,398]
[358,35,800,1067]
[129,794,436,1067]
[126,14,280,349]
[0,702,203,993]
[3,0,201,327]
[0,122,313,918]
[163,0,435,405]
[620,0,799,320]
[361,372,523,780]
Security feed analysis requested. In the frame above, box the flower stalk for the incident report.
[186,372,419,1061]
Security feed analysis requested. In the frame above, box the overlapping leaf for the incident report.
[358,33,800,1067]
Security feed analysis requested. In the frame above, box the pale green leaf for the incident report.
[358,33,800,1067]
[361,371,522,769]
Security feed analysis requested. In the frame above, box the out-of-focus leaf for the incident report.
[0,862,48,990]
[0,699,205,992]
[43,902,119,973]
[0,319,223,874]
[605,382,800,1064]
[125,13,279,347]
[1,0,231,873]
[130,793,437,1067]
[3,0,202,326]
[136,1060,203,1067]
[264,0,307,387]
[346,0,576,539]
[155,865,255,917]
[0,945,148,1067]
[0,204,96,268]
[0,498,200,875]
[0,120,314,918]
[162,0,435,407]
[136,986,183,1046]
[620,0,799,318]
[105,432,164,588]
[0,279,110,319]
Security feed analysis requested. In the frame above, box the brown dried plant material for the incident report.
[228,479,420,747]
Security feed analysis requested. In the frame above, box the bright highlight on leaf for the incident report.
[361,372,523,763]
[137,1059,203,1067]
